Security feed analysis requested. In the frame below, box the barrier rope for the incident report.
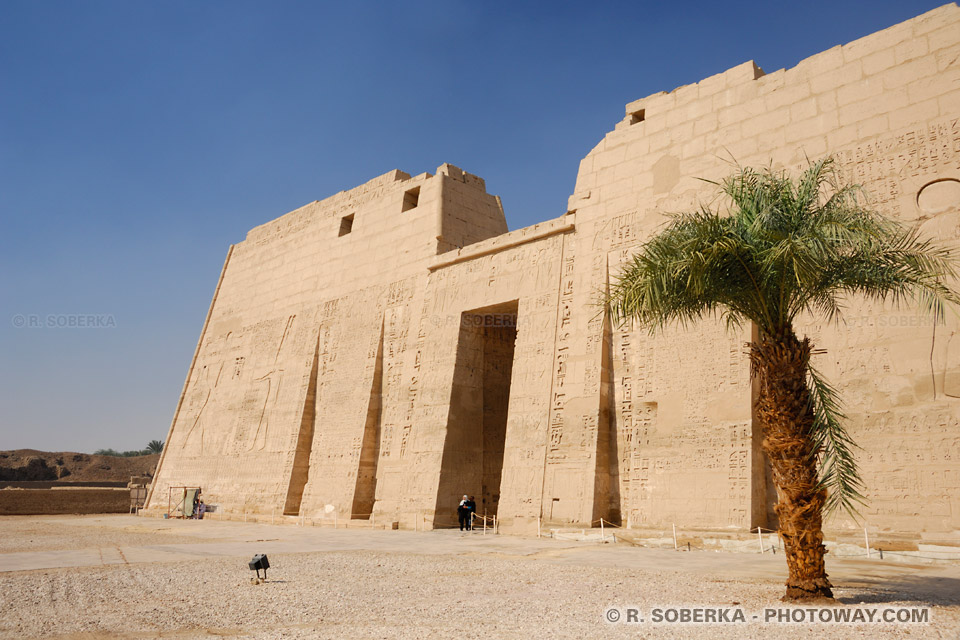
[591,518,622,528]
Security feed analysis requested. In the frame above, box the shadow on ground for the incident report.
[838,574,960,606]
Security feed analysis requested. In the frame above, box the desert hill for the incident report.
[0,449,159,483]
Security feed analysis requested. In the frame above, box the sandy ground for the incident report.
[0,518,209,553]
[0,515,958,639]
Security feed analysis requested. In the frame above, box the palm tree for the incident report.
[146,440,165,454]
[607,158,957,601]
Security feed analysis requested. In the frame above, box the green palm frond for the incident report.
[807,364,865,517]
[613,157,958,334]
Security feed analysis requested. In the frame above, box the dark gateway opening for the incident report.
[436,300,518,525]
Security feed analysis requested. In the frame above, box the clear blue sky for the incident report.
[0,1,946,452]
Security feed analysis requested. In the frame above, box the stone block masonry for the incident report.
[147,5,960,537]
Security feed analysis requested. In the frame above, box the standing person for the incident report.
[466,496,477,531]
[191,489,201,519]
[457,495,469,531]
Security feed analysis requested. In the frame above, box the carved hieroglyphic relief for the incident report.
[835,118,960,221]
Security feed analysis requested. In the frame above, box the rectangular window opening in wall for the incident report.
[402,186,420,212]
[339,214,354,236]
[628,109,645,125]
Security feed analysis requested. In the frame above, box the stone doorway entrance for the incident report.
[435,301,518,526]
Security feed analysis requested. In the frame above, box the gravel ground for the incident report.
[1,549,958,639]
[0,517,208,553]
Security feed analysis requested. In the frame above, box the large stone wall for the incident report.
[567,3,960,535]
[147,164,508,524]
[0,489,129,515]
[148,5,960,537]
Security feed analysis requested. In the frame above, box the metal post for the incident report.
[864,527,871,558]
[757,527,764,554]
[600,518,605,542]
[672,523,678,550]
[537,516,541,538]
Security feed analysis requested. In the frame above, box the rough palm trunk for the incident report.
[751,329,833,601]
